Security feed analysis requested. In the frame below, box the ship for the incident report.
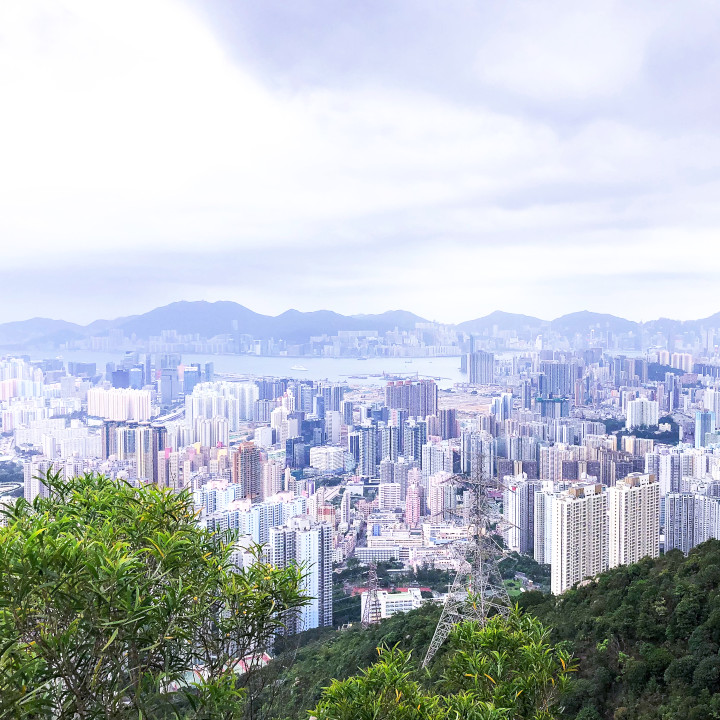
[290,365,308,371]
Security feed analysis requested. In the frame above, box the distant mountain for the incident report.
[550,310,638,337]
[0,318,85,348]
[0,302,429,349]
[116,301,270,339]
[3,302,720,350]
[456,310,546,335]
[115,303,427,342]
[350,310,429,333]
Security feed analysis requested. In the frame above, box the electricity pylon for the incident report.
[422,461,510,667]
[361,562,382,628]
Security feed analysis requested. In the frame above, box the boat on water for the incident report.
[290,365,308,371]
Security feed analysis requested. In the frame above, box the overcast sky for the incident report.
[1,0,719,325]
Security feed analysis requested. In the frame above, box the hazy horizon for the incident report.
[4,298,720,328]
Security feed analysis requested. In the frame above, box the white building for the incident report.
[268,517,333,632]
[378,482,402,511]
[503,473,540,555]
[551,483,608,595]
[309,445,345,472]
[533,482,556,565]
[626,398,659,430]
[87,387,152,422]
[360,588,424,620]
[608,473,660,568]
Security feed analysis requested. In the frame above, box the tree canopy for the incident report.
[310,608,576,720]
[0,471,308,720]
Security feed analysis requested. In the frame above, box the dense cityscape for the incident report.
[3,308,720,634]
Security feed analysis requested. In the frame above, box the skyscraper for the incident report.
[539,361,572,398]
[268,517,332,632]
[467,350,494,385]
[626,398,659,429]
[438,408,458,439]
[385,379,437,419]
[551,483,608,595]
[231,442,261,500]
[695,410,716,449]
[503,474,540,555]
[533,481,556,565]
[665,492,696,554]
[406,481,421,528]
[357,424,378,478]
[608,473,660,568]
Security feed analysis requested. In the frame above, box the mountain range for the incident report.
[0,301,719,349]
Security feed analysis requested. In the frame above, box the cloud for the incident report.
[0,0,719,325]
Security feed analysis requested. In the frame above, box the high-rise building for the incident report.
[421,440,454,483]
[160,368,179,406]
[403,419,427,465]
[88,388,152,422]
[539,361,572,398]
[378,482,402,511]
[533,481,556,565]
[268,517,332,632]
[551,483,608,595]
[385,380,437,419]
[665,492,696,554]
[438,408,458,440]
[695,411,716,449]
[380,425,399,462]
[503,474,540,555]
[231,442,261,500]
[262,459,285,499]
[626,398,659,429]
[467,350,494,385]
[608,473,660,568]
[406,482,421,528]
[357,425,378,477]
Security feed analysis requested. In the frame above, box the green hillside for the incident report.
[260,541,720,720]
[521,540,720,720]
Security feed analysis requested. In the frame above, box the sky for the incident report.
[1,0,720,325]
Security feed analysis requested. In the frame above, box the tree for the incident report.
[310,607,576,720]
[0,471,308,720]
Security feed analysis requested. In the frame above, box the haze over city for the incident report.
[2,0,720,323]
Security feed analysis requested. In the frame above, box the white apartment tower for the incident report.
[533,481,556,565]
[503,474,540,555]
[626,398,659,430]
[608,473,660,569]
[268,517,332,632]
[551,483,608,595]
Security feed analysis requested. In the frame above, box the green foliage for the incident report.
[0,460,22,485]
[520,540,720,719]
[0,471,308,720]
[310,608,576,720]
[499,551,551,589]
[258,602,442,718]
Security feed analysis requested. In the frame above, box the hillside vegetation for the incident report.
[521,540,720,720]
[263,541,720,720]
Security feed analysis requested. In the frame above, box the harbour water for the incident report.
[1,349,466,389]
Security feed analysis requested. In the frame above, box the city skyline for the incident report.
[2,1,720,323]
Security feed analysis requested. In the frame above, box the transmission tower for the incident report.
[422,460,510,667]
[361,562,382,628]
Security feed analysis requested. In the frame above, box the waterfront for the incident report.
[1,349,466,389]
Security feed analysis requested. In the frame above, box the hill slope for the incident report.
[520,540,720,720]
[262,542,720,720]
